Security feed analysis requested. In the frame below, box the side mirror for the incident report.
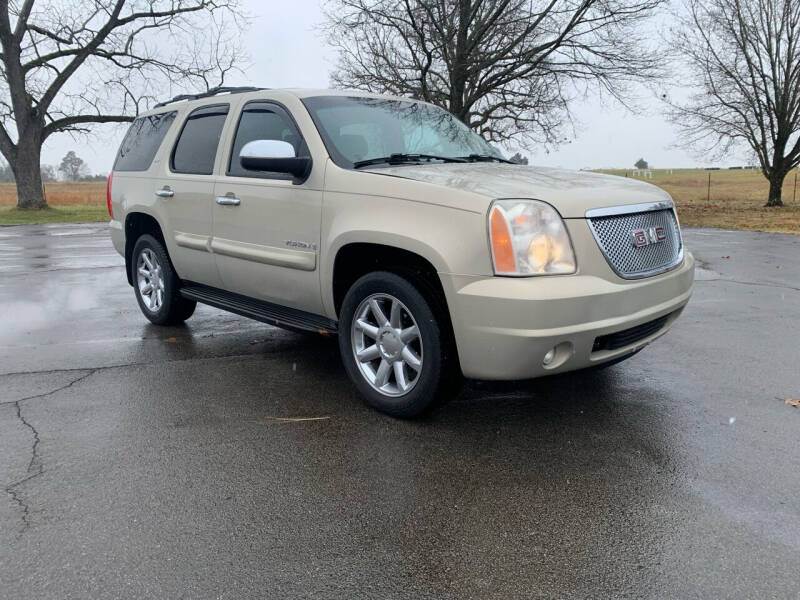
[239,140,312,182]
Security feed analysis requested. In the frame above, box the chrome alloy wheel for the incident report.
[136,248,165,312]
[351,293,423,397]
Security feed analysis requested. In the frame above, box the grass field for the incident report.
[1,170,799,233]
[0,181,108,225]
[598,168,800,234]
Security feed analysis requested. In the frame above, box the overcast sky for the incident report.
[41,0,749,174]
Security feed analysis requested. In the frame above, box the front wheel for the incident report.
[131,234,196,325]
[338,271,459,418]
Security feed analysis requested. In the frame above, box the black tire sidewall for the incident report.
[339,271,445,418]
[131,234,191,325]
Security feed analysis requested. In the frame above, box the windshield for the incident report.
[302,96,504,168]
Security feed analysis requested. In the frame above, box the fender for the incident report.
[319,193,492,319]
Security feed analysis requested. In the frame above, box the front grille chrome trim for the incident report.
[585,200,674,219]
[586,202,684,280]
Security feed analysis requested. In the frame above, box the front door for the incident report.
[211,101,324,315]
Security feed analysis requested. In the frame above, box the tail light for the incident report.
[106,172,114,219]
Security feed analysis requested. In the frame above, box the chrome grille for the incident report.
[587,204,683,279]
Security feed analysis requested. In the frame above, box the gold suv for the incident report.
[108,87,694,417]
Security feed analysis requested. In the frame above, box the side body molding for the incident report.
[174,232,317,271]
[174,231,212,253]
[210,237,317,271]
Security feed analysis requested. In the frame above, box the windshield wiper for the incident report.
[353,153,467,169]
[459,154,514,164]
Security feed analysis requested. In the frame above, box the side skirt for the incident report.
[180,282,338,335]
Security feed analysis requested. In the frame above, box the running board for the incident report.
[180,283,337,335]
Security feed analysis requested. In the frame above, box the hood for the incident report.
[363,163,672,218]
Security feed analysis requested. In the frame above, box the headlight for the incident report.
[488,199,576,276]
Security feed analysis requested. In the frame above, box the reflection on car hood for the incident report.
[363,163,672,218]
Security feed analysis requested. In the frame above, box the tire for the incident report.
[130,234,196,325]
[338,271,460,418]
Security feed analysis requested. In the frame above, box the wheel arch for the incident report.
[330,240,445,315]
[124,212,166,285]
[330,241,460,370]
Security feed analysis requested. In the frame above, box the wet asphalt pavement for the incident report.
[1,223,799,599]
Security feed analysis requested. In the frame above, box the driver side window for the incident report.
[228,102,307,178]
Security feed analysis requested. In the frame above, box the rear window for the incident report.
[171,104,229,175]
[113,112,177,172]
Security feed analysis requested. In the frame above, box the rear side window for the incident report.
[171,104,229,175]
[114,112,176,172]
[228,102,307,178]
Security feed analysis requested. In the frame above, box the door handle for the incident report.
[215,196,241,206]
[155,187,174,198]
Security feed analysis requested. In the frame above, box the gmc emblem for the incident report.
[632,227,666,247]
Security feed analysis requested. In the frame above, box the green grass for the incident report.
[0,205,109,225]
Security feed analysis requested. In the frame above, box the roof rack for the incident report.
[154,86,265,108]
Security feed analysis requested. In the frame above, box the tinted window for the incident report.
[114,112,176,172]
[171,105,229,175]
[228,102,306,178]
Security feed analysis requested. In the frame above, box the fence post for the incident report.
[707,172,711,203]
[794,171,797,204]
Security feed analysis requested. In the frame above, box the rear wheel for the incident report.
[339,271,460,418]
[131,234,196,325]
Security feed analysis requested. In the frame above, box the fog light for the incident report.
[543,348,556,366]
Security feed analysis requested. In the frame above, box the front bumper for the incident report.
[441,252,694,380]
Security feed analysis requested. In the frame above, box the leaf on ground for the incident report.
[165,336,180,343]
[783,398,800,407]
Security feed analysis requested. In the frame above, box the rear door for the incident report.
[152,103,231,287]
[211,100,324,315]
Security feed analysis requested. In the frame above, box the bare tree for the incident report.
[58,150,87,181]
[323,0,666,146]
[39,162,53,180]
[668,0,800,207]
[0,0,245,209]
[509,151,528,164]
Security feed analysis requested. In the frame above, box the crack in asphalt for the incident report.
[0,349,314,533]
[3,369,95,536]
[0,345,315,383]
[0,364,120,383]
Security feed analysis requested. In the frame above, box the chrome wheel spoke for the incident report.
[369,298,389,327]
[393,361,409,391]
[399,325,418,344]
[357,344,381,363]
[389,300,402,328]
[402,346,421,371]
[374,359,391,387]
[355,319,379,339]
[140,282,153,294]
[138,266,149,278]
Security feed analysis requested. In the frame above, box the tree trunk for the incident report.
[448,0,471,123]
[13,141,46,210]
[765,170,785,207]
